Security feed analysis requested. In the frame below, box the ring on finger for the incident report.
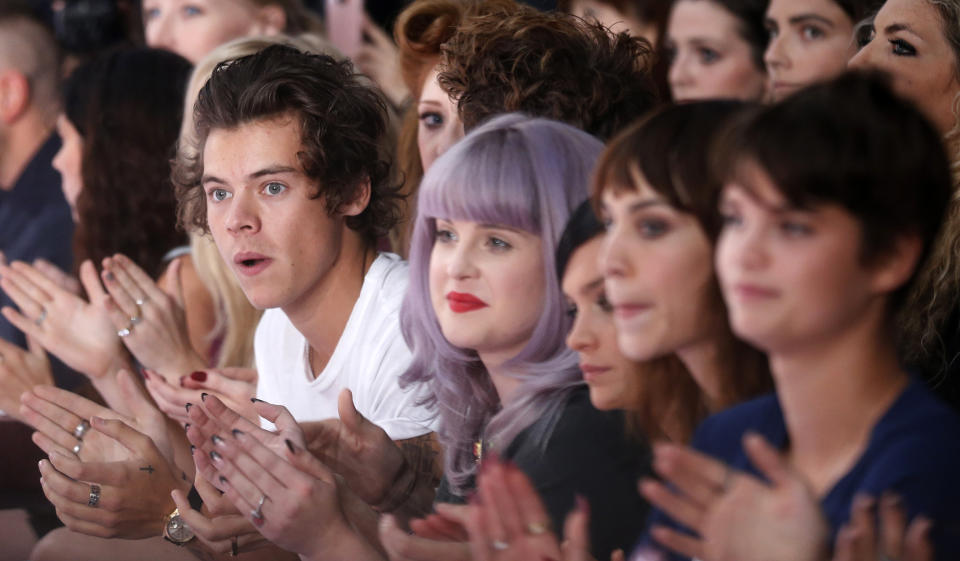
[135,297,146,307]
[130,315,142,326]
[251,494,267,526]
[491,540,509,551]
[118,323,133,338]
[73,420,90,440]
[72,441,83,456]
[35,308,47,326]
[525,521,549,535]
[88,484,101,507]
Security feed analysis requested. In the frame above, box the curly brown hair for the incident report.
[439,6,660,140]
[64,48,191,279]
[174,45,401,245]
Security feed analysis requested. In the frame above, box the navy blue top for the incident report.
[638,379,960,561]
[0,134,79,388]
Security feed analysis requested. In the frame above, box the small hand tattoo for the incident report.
[140,465,156,474]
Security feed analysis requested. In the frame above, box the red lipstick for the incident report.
[446,291,488,313]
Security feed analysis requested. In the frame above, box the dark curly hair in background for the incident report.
[439,6,660,140]
[174,45,401,245]
[64,47,191,279]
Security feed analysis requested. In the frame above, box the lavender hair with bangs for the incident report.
[399,113,605,493]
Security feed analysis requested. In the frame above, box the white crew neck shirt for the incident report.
[254,253,436,440]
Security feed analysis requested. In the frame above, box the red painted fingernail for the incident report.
[190,371,207,382]
[285,439,297,454]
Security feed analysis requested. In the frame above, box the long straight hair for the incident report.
[399,114,604,492]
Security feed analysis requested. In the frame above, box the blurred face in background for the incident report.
[52,115,83,221]
[567,0,659,44]
[764,0,856,101]
[143,0,284,63]
[666,0,767,102]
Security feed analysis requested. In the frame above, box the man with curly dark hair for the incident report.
[438,4,660,140]
[174,44,435,442]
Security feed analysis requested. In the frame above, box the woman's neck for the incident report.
[770,305,908,495]
[675,339,726,413]
[479,348,527,405]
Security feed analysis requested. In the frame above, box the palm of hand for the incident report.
[43,292,120,379]
[702,478,828,561]
[303,420,398,504]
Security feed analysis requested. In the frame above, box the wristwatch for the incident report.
[162,507,195,546]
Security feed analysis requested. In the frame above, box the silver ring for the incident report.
[491,540,509,551]
[135,298,145,307]
[130,315,142,326]
[251,494,267,525]
[117,325,132,338]
[73,420,90,440]
[72,441,83,455]
[35,308,47,326]
[88,484,101,507]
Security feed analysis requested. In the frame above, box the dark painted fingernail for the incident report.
[211,435,225,447]
[232,428,244,438]
[285,439,296,454]
[219,475,228,485]
[184,423,191,431]
[190,371,207,382]
[201,392,209,402]
[190,445,196,454]
[185,403,193,412]
[104,272,115,282]
[209,450,222,462]
[250,397,264,403]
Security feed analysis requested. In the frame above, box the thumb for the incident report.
[742,432,794,487]
[337,388,368,433]
[561,496,592,561]
[253,399,300,434]
[25,334,47,359]
[164,258,185,308]
[78,259,106,301]
[284,438,335,485]
[90,415,153,455]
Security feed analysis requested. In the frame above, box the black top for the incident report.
[0,134,79,388]
[639,380,960,561]
[437,387,651,560]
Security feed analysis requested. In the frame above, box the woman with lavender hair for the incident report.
[383,113,649,560]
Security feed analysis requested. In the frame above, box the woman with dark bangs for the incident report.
[640,73,960,561]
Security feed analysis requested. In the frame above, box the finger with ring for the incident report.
[491,540,509,551]
[72,441,83,455]
[34,308,47,327]
[73,420,90,440]
[117,324,133,338]
[250,494,267,526]
[525,521,549,535]
[88,483,101,507]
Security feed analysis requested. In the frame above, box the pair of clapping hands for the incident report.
[445,436,932,561]
[0,252,255,423]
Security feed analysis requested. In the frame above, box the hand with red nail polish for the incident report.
[146,365,257,425]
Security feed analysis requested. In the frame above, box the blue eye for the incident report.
[698,47,720,64]
[419,112,443,130]
[183,5,202,16]
[637,218,669,239]
[435,228,456,243]
[488,237,512,250]
[144,7,161,20]
[210,188,231,202]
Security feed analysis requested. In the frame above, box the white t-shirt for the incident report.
[254,253,437,440]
